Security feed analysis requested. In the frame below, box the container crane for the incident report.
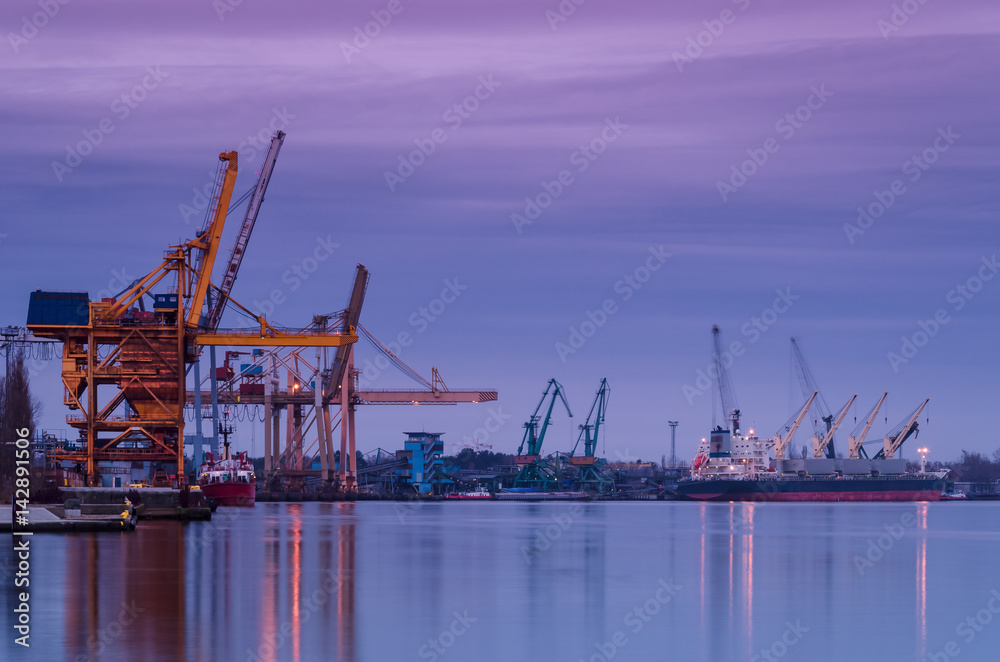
[872,398,929,460]
[29,137,358,486]
[812,394,856,458]
[791,337,837,458]
[772,391,817,460]
[847,392,887,459]
[568,378,614,493]
[712,325,740,434]
[513,379,572,490]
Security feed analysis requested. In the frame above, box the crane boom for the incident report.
[571,378,609,459]
[517,379,572,458]
[185,151,239,329]
[773,391,817,460]
[791,337,836,457]
[206,131,286,333]
[323,264,370,402]
[848,392,887,459]
[812,394,856,458]
[880,398,929,459]
[712,325,740,433]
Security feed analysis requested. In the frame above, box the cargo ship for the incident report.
[197,414,255,506]
[677,427,946,502]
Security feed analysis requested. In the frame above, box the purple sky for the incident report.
[2,0,998,463]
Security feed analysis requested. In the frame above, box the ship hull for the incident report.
[677,477,944,502]
[201,483,255,506]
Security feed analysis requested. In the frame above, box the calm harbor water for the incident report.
[4,501,1000,662]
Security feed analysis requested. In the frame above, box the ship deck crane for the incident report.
[791,337,837,458]
[873,398,929,459]
[712,325,740,434]
[812,393,856,458]
[569,378,613,493]
[848,392,887,459]
[514,379,572,491]
[772,391,817,460]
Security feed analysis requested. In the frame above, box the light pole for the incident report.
[668,421,678,468]
[917,447,929,474]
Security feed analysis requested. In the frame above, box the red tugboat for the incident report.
[197,413,255,506]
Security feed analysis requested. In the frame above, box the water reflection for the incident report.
[8,501,996,662]
[916,503,928,660]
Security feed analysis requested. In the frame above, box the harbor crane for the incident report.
[514,379,572,491]
[772,391,817,460]
[204,131,285,334]
[812,394,857,459]
[847,392,887,459]
[872,398,930,460]
[568,378,614,493]
[712,325,740,434]
[791,337,837,458]
[28,135,358,485]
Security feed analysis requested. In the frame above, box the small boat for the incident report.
[197,414,255,506]
[446,486,493,500]
[940,490,969,500]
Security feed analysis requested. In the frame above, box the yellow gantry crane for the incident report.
[28,134,357,486]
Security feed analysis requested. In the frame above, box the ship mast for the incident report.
[219,410,234,461]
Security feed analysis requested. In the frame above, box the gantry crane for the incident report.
[28,137,358,486]
[186,316,497,492]
[319,264,369,489]
[712,325,740,434]
[811,394,856,458]
[872,398,929,460]
[772,391,817,460]
[568,378,614,493]
[848,392,888,459]
[791,337,837,458]
[513,379,572,490]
